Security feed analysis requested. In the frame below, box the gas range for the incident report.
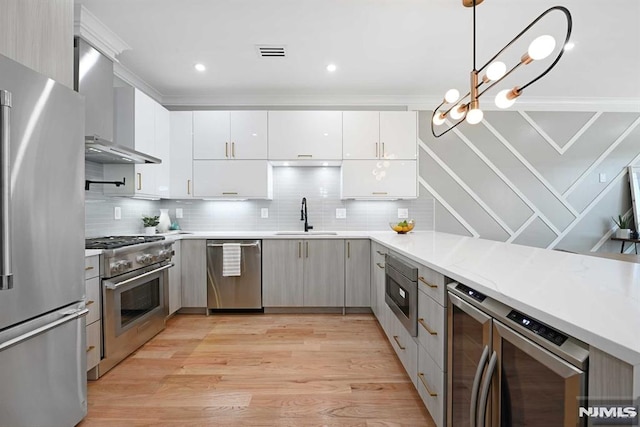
[86,235,174,278]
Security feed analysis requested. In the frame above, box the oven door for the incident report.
[101,263,172,374]
[385,262,418,336]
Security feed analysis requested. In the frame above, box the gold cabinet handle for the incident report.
[137,173,142,190]
[84,266,94,271]
[418,373,438,397]
[222,192,238,195]
[298,241,302,258]
[372,192,388,195]
[393,335,405,350]
[375,142,378,158]
[376,262,385,269]
[231,142,235,157]
[86,300,95,306]
[347,241,350,258]
[297,154,313,158]
[187,179,191,195]
[418,318,437,335]
[305,241,309,258]
[382,142,385,157]
[225,142,228,158]
[86,345,95,353]
[419,276,438,289]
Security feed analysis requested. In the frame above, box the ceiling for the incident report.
[78,0,640,107]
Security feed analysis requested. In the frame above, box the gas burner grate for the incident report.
[85,235,165,249]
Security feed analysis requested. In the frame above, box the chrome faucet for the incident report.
[300,197,313,232]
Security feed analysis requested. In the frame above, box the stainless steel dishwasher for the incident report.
[206,240,262,310]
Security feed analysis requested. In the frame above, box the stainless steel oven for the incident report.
[385,254,418,337]
[447,283,588,427]
[85,236,174,378]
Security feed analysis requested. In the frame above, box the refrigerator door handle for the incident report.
[0,90,12,290]
[0,308,88,352]
[477,351,498,427]
[470,345,490,427]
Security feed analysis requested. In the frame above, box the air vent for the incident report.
[256,45,286,58]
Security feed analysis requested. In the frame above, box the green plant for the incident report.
[612,215,631,229]
[142,215,159,227]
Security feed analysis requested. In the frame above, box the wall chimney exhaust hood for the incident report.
[74,37,160,164]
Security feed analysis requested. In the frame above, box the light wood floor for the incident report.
[79,314,435,427]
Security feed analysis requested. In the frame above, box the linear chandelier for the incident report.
[431,0,572,138]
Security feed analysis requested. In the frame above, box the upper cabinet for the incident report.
[341,160,417,199]
[268,111,342,160]
[343,111,417,160]
[104,87,169,198]
[192,160,273,199]
[169,111,194,199]
[193,111,267,160]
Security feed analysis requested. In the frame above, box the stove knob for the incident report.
[136,254,150,265]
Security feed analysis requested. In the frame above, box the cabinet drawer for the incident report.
[417,349,446,427]
[86,321,101,371]
[85,276,101,325]
[417,289,446,370]
[417,264,446,306]
[85,255,100,279]
[388,311,418,388]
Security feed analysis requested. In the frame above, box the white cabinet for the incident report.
[105,87,169,199]
[262,239,345,308]
[168,240,182,315]
[345,239,370,307]
[268,111,342,160]
[343,111,417,160]
[341,160,417,199]
[169,111,194,198]
[193,111,267,160]
[192,160,273,199]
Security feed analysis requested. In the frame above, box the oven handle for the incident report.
[477,351,498,427]
[470,345,490,427]
[104,263,173,290]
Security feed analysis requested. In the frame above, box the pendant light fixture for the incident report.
[431,0,572,138]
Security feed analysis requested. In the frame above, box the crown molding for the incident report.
[74,4,131,62]
[113,63,164,103]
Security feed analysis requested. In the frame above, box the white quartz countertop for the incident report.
[84,230,640,364]
[369,231,640,365]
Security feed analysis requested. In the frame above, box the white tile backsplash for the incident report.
[85,163,434,236]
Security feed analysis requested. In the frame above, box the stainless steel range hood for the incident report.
[85,136,161,164]
[74,38,160,164]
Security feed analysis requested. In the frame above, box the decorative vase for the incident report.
[616,229,631,239]
[144,226,156,235]
[157,209,171,233]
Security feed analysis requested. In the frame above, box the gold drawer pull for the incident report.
[418,372,438,397]
[86,300,95,306]
[372,192,388,195]
[418,318,437,335]
[187,179,191,195]
[297,154,313,158]
[376,262,385,269]
[84,266,94,271]
[86,345,95,353]
[393,335,405,350]
[419,276,437,289]
[222,192,238,195]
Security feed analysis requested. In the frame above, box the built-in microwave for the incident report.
[385,254,419,337]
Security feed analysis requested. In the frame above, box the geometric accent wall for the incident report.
[418,111,640,253]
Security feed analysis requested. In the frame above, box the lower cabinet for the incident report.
[386,303,418,388]
[168,240,182,315]
[262,239,344,307]
[85,255,101,373]
[417,348,446,427]
[180,239,207,308]
[370,242,387,320]
[345,239,370,307]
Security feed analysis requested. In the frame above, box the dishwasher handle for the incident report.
[207,242,260,248]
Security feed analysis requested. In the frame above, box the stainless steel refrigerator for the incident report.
[0,54,87,426]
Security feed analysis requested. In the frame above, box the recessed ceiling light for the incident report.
[283,162,290,167]
[564,41,575,51]
[326,64,337,72]
[322,162,329,167]
[194,63,206,72]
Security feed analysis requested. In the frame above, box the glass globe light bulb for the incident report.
[495,89,517,109]
[450,104,466,120]
[528,35,556,60]
[444,89,460,104]
[432,112,446,126]
[486,61,507,81]
[466,108,484,125]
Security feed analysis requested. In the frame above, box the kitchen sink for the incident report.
[274,231,339,236]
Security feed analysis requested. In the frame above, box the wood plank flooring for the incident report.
[79,314,435,427]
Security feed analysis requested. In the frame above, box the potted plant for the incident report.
[612,215,632,239]
[142,215,159,235]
